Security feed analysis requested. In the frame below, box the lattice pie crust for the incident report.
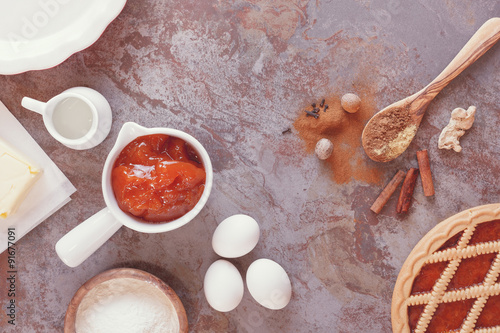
[392,204,500,333]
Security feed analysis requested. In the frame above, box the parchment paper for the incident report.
[0,101,76,254]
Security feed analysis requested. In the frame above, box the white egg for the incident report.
[212,214,260,258]
[203,259,244,312]
[246,259,292,310]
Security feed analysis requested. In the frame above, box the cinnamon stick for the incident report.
[416,149,435,196]
[370,170,406,214]
[397,168,419,213]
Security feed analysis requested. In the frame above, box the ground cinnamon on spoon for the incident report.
[364,105,416,162]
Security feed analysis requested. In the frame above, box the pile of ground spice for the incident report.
[293,90,382,185]
[362,104,415,162]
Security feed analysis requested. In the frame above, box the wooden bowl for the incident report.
[64,268,188,333]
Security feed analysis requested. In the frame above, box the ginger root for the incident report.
[438,106,476,152]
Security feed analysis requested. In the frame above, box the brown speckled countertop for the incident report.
[1,1,500,332]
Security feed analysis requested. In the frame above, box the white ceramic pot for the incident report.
[55,122,213,267]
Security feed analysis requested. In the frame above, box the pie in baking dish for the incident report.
[392,204,500,333]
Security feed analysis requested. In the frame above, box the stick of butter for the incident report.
[0,138,41,219]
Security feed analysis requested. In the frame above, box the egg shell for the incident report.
[212,214,260,258]
[204,259,244,312]
[246,259,292,310]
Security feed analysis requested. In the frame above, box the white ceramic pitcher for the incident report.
[22,87,112,150]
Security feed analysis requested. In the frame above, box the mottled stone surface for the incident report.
[1,1,499,332]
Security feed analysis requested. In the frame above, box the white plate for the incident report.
[0,0,127,75]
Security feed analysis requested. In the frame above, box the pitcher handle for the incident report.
[21,97,47,115]
[55,208,122,267]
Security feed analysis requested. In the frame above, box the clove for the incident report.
[305,110,319,119]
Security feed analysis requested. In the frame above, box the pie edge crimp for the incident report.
[391,203,500,333]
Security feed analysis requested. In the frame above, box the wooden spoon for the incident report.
[362,17,500,162]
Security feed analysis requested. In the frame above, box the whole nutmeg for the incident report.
[341,93,361,113]
[315,138,333,160]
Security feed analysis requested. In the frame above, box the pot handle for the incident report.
[55,208,122,267]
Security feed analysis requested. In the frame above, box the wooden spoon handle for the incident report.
[423,17,500,98]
